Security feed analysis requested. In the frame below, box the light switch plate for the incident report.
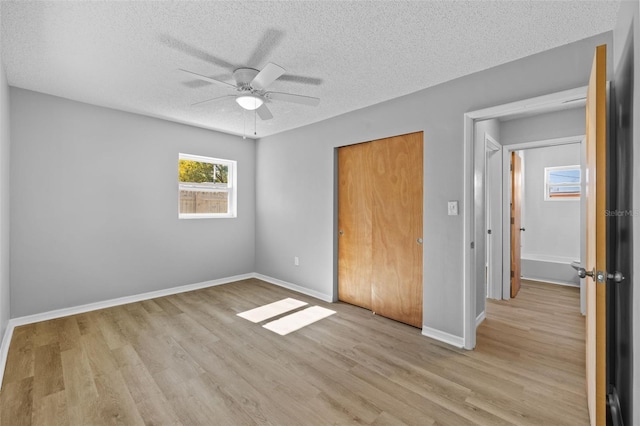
[448,201,459,216]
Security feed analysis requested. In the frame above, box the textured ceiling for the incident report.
[1,1,621,139]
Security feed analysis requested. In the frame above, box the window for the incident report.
[544,165,581,200]
[178,153,237,218]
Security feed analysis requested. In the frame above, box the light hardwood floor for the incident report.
[0,278,588,425]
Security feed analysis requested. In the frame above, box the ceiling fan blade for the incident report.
[191,95,235,106]
[256,104,273,120]
[277,74,324,86]
[183,79,216,89]
[160,35,237,71]
[267,91,320,106]
[183,73,233,89]
[179,69,237,89]
[251,63,286,90]
[246,28,285,68]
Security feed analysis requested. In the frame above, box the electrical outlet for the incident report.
[294,256,299,266]
[448,201,459,216]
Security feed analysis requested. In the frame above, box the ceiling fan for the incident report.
[179,63,320,120]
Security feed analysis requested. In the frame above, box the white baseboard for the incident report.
[8,273,255,328]
[476,310,486,327]
[252,273,334,303]
[421,325,465,348]
[0,324,13,390]
[521,254,578,264]
[521,276,579,288]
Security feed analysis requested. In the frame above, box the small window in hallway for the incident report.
[544,165,581,200]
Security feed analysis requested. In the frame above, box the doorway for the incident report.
[463,86,588,350]
[465,45,625,425]
[475,125,585,326]
[503,141,585,299]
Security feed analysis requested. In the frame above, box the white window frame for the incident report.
[544,164,581,201]
[178,153,237,219]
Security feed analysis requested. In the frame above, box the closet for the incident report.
[337,131,423,327]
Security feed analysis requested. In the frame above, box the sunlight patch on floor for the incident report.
[237,297,307,323]
[262,306,336,336]
[237,298,336,335]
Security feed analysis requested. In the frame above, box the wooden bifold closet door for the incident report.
[338,132,423,327]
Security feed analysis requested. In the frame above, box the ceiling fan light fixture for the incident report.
[236,95,264,110]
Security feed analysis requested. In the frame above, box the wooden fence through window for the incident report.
[179,190,228,214]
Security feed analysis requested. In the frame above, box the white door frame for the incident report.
[485,134,501,300]
[462,86,587,350]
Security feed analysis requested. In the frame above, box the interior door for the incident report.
[337,143,372,309]
[585,44,607,426]
[510,151,522,298]
[370,133,423,328]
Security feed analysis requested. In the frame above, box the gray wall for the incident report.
[255,32,612,337]
[500,107,586,145]
[521,144,581,262]
[10,88,256,317]
[0,40,10,337]
[614,0,639,422]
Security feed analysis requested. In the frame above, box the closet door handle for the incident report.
[417,238,423,245]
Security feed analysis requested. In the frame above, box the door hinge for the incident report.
[470,241,475,249]
[510,217,514,224]
[510,270,514,278]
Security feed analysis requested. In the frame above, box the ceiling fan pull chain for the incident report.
[243,109,246,139]
[254,108,257,136]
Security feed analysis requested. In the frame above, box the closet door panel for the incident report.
[337,143,373,309]
[371,132,423,327]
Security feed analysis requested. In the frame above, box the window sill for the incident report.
[179,214,237,219]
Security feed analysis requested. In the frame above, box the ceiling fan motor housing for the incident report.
[233,68,261,92]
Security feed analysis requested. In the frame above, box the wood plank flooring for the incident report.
[0,278,588,425]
